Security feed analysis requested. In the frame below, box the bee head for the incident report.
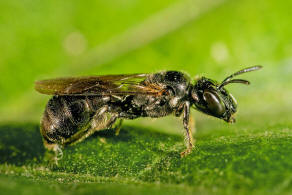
[190,66,262,123]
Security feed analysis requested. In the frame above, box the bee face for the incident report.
[191,79,237,123]
[190,65,263,123]
[220,87,238,123]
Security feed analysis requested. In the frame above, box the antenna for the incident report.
[218,65,262,89]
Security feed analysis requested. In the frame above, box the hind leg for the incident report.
[42,138,64,166]
[42,105,121,165]
[101,113,123,135]
[42,120,92,166]
[64,105,110,146]
[64,106,121,146]
[40,114,65,165]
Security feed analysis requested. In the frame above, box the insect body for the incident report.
[35,66,262,160]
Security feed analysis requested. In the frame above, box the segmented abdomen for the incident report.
[40,96,93,145]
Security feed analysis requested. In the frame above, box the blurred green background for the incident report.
[1,0,292,194]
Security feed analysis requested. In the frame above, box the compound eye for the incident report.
[203,90,226,117]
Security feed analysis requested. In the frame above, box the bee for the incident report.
[35,66,262,161]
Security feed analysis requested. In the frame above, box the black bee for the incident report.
[35,66,262,160]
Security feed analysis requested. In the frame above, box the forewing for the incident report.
[35,74,165,96]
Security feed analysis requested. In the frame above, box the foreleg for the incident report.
[180,101,195,157]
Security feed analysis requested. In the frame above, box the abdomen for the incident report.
[40,96,93,145]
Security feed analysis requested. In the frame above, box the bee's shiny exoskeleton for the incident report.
[36,66,262,161]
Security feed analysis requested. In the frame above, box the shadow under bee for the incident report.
[0,123,164,161]
[0,123,45,165]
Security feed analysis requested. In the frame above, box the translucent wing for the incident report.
[35,74,165,96]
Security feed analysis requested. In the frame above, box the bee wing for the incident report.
[35,74,165,96]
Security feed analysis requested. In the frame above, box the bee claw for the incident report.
[43,144,63,168]
[180,148,192,157]
[55,146,63,160]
